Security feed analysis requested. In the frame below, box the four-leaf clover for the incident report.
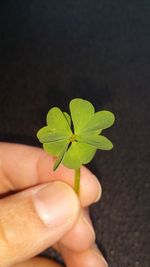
[37,98,115,171]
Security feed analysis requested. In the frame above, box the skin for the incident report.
[0,143,108,267]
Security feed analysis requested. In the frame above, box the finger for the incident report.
[51,162,102,207]
[0,143,102,206]
[13,256,62,267]
[60,208,95,251]
[0,181,80,267]
[60,244,108,267]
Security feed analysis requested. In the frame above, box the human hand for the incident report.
[0,143,108,267]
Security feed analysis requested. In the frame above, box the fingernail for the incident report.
[33,181,79,226]
[85,247,108,267]
[92,245,108,267]
[82,211,95,241]
[93,252,108,267]
[94,177,102,203]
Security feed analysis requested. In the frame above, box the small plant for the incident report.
[36,98,115,194]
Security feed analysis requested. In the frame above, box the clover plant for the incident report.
[36,98,115,194]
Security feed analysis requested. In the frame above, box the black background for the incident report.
[0,1,150,266]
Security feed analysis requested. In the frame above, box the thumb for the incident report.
[0,181,80,267]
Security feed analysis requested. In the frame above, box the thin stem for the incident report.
[74,168,80,195]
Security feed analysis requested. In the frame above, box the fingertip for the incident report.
[79,167,102,207]
[60,208,95,252]
[37,153,102,207]
[33,181,80,227]
[60,245,108,267]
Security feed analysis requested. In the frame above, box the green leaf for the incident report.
[63,112,71,127]
[43,139,69,156]
[79,134,113,150]
[46,107,72,136]
[69,98,95,134]
[62,141,96,169]
[39,132,68,143]
[62,142,82,169]
[36,99,115,171]
[37,126,67,143]
[77,142,96,164]
[37,126,50,140]
[53,144,69,171]
[81,110,115,133]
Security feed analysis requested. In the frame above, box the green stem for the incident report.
[74,168,80,195]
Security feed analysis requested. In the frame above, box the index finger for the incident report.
[0,143,101,206]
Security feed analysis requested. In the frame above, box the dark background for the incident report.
[0,1,150,266]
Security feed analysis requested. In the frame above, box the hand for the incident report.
[0,143,108,267]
